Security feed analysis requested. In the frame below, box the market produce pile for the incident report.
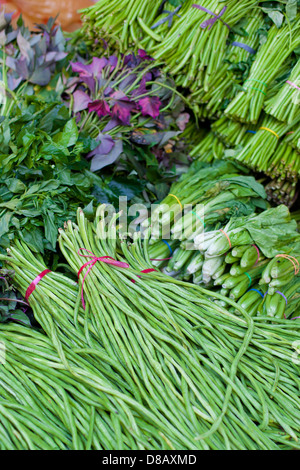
[82,0,300,206]
[0,0,300,451]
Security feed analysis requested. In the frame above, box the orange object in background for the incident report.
[0,0,95,31]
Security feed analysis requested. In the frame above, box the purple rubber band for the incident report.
[192,4,230,30]
[231,41,256,54]
[276,291,288,306]
[292,317,300,320]
[151,5,182,29]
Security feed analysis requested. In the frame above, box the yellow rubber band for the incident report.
[259,127,279,139]
[169,194,183,210]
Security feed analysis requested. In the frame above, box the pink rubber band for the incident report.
[25,269,51,301]
[287,80,300,92]
[252,245,260,265]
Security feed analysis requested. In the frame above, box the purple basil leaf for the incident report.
[45,51,67,63]
[88,99,111,118]
[73,90,92,114]
[138,95,161,118]
[6,30,18,44]
[0,30,5,47]
[7,75,23,91]
[30,67,51,86]
[14,57,29,80]
[17,31,33,63]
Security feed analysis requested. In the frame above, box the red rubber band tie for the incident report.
[77,249,130,310]
[25,269,51,301]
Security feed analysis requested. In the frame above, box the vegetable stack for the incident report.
[1,205,300,449]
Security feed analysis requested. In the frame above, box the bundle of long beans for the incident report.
[191,13,262,117]
[0,241,209,450]
[0,323,142,450]
[80,0,163,52]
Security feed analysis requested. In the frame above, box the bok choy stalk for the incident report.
[147,160,266,242]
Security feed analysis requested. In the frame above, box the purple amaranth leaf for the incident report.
[131,74,151,98]
[73,90,92,114]
[65,76,80,93]
[102,118,122,132]
[97,77,113,96]
[123,53,141,68]
[176,113,190,131]
[138,95,161,119]
[108,55,118,70]
[5,56,16,71]
[90,133,115,155]
[88,99,111,118]
[88,135,123,172]
[110,90,136,126]
[118,73,137,91]
[71,57,108,94]
[138,49,154,61]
